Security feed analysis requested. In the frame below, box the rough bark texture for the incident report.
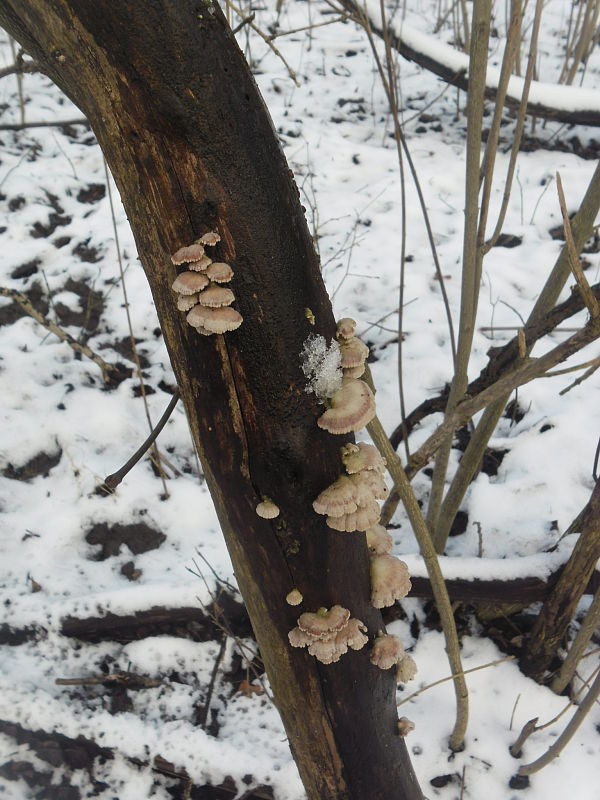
[521,480,600,681]
[0,2,423,798]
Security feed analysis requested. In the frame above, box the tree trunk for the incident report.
[0,2,423,797]
[521,480,600,682]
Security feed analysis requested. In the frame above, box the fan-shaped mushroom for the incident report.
[370,633,404,670]
[317,378,376,435]
[370,554,411,608]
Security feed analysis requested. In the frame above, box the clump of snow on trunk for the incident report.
[301,334,343,403]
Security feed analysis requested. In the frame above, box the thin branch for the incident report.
[556,171,600,320]
[229,1,301,86]
[0,117,89,131]
[397,655,514,708]
[517,667,600,776]
[0,286,128,385]
[367,407,469,752]
[551,584,600,694]
[102,390,181,491]
[103,157,170,497]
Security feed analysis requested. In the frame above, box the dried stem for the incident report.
[102,390,181,491]
[517,668,600,776]
[427,0,492,543]
[0,286,127,385]
[367,411,469,752]
[103,157,170,497]
[556,172,600,320]
[551,584,600,695]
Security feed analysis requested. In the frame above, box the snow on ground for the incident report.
[1,1,599,798]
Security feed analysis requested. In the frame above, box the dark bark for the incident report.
[521,480,600,681]
[0,2,423,797]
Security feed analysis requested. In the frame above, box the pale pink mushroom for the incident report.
[206,262,234,283]
[326,499,380,532]
[396,655,418,683]
[171,271,209,295]
[366,524,394,555]
[341,442,386,475]
[197,285,235,308]
[336,317,357,340]
[370,554,411,608]
[370,633,404,670]
[313,474,359,517]
[199,231,221,246]
[171,243,206,265]
[256,499,280,519]
[188,254,213,272]
[186,305,243,334]
[297,605,350,639]
[317,379,376,435]
[286,589,303,606]
[176,293,200,312]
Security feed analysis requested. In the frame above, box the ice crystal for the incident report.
[301,334,343,403]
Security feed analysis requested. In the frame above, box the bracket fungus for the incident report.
[398,717,416,737]
[286,588,303,606]
[256,498,280,519]
[396,655,418,683]
[197,285,235,308]
[186,304,243,334]
[171,242,206,265]
[317,378,376,434]
[336,317,357,340]
[206,262,234,283]
[171,271,210,295]
[288,606,368,665]
[370,633,404,670]
[370,553,411,609]
[366,524,394,555]
[341,442,386,475]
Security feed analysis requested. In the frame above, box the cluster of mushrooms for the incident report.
[170,231,243,335]
[287,319,415,692]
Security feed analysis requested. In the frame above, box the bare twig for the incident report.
[551,584,600,694]
[517,666,600,776]
[0,117,89,131]
[0,286,128,385]
[367,407,469,752]
[103,157,170,497]
[229,1,300,86]
[56,670,161,688]
[556,172,600,320]
[102,390,181,492]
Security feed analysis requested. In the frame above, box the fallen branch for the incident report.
[340,0,600,127]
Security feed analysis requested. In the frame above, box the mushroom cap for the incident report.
[186,305,243,333]
[339,336,369,368]
[171,243,206,265]
[297,605,350,639]
[176,293,200,312]
[306,618,368,664]
[288,627,315,648]
[339,617,368,651]
[199,231,221,246]
[326,499,380,532]
[349,470,389,502]
[197,284,235,308]
[397,717,415,737]
[188,254,213,272]
[336,317,357,340]
[343,364,366,379]
[317,378,376,435]
[195,324,214,336]
[313,474,358,517]
[206,262,234,283]
[370,554,411,608]
[396,655,418,683]
[370,634,404,670]
[341,442,386,475]
[256,499,280,519]
[171,271,210,295]
[286,588,303,606]
[366,524,394,555]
